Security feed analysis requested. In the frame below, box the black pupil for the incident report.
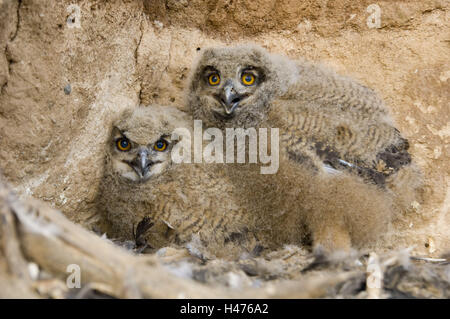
[245,75,252,82]
[211,75,217,82]
[120,139,128,148]
[157,141,164,149]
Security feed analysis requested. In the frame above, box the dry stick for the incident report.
[366,252,383,299]
[0,179,361,298]
[0,187,31,282]
[410,257,447,263]
[5,192,230,298]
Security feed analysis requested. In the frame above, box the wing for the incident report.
[278,106,412,187]
[273,62,413,186]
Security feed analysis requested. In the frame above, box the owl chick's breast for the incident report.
[100,161,260,257]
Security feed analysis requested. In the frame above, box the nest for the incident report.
[0,177,448,299]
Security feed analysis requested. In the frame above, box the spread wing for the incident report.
[275,63,412,186]
[280,108,412,186]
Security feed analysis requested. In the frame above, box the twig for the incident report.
[410,256,447,263]
[0,187,31,281]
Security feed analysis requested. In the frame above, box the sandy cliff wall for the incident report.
[0,0,448,255]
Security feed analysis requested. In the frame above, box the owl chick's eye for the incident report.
[116,138,131,152]
[208,73,220,86]
[154,139,168,152]
[241,73,255,86]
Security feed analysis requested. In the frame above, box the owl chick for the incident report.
[96,105,262,260]
[186,44,422,252]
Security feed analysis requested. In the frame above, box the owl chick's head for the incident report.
[106,105,190,183]
[187,44,297,128]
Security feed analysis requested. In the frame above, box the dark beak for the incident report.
[130,148,152,178]
[217,83,244,115]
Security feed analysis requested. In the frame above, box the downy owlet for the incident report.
[186,44,422,252]
[98,105,368,257]
[96,105,289,259]
[98,105,320,258]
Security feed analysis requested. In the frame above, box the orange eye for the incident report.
[116,138,131,152]
[208,74,220,86]
[241,73,255,86]
[154,139,167,152]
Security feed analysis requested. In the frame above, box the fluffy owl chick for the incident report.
[186,44,422,251]
[96,105,259,259]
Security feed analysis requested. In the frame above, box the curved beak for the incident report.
[218,83,244,115]
[130,148,152,178]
